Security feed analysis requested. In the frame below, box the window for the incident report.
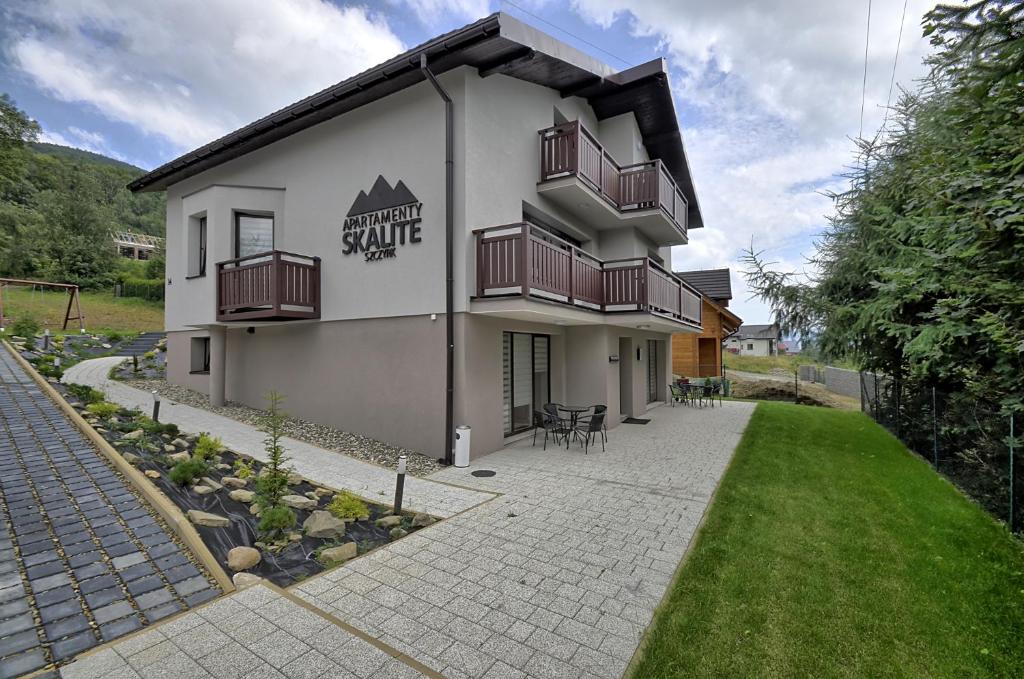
[190,337,210,374]
[119,246,134,258]
[747,343,754,351]
[188,216,207,277]
[137,249,150,261]
[502,333,551,436]
[235,213,274,258]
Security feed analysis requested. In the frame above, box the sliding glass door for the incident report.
[647,339,659,403]
[502,332,550,436]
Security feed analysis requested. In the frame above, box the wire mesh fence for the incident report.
[862,372,1019,533]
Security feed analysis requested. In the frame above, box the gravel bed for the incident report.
[129,378,443,477]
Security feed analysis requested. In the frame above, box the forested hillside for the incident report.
[0,94,165,288]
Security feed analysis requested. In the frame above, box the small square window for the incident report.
[190,337,210,374]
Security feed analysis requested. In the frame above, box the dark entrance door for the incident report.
[647,339,659,403]
[502,332,551,436]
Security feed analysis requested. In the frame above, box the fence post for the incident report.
[932,386,939,468]
[1010,413,1016,533]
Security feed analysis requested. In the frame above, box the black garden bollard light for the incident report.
[133,354,139,372]
[151,390,161,423]
[43,329,50,351]
[394,454,407,515]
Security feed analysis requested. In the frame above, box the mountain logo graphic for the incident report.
[346,175,418,217]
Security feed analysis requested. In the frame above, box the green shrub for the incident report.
[234,459,254,480]
[66,383,105,404]
[106,330,123,343]
[142,350,156,360]
[9,316,40,338]
[257,505,296,537]
[137,416,178,437]
[119,277,164,301]
[169,459,207,486]
[326,491,369,521]
[86,401,120,418]
[193,434,222,462]
[36,363,63,379]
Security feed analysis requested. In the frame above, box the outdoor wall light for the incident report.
[246,326,255,334]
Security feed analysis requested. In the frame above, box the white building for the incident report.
[724,324,781,357]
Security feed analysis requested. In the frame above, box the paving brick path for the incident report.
[0,349,220,678]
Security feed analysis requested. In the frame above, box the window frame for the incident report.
[234,211,274,259]
[189,337,211,375]
[186,215,207,279]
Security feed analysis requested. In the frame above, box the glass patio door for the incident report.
[647,339,659,403]
[502,332,550,436]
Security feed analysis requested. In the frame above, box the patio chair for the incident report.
[670,383,686,407]
[531,410,563,450]
[575,412,606,454]
[542,403,572,446]
[589,404,609,443]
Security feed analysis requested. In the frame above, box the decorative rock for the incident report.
[163,445,176,453]
[286,472,303,485]
[249,505,261,516]
[389,527,408,540]
[186,510,229,527]
[288,533,302,542]
[216,463,232,471]
[122,452,140,465]
[302,511,346,539]
[168,452,191,463]
[314,487,333,497]
[200,477,223,491]
[193,485,215,495]
[319,543,357,564]
[229,489,255,503]
[232,572,263,588]
[375,515,403,529]
[171,438,189,448]
[227,546,261,571]
[282,494,317,511]
[123,430,144,441]
[411,513,435,528]
[304,491,319,501]
[222,477,247,489]
[144,470,161,479]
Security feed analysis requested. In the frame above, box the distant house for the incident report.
[111,231,164,261]
[671,268,742,377]
[725,323,781,356]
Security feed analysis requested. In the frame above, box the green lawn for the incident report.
[631,402,1024,678]
[0,287,163,334]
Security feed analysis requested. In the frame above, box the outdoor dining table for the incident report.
[558,404,592,428]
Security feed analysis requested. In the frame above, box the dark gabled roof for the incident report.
[128,12,703,228]
[675,268,731,301]
[735,324,779,340]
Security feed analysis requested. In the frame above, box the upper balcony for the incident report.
[216,251,321,322]
[537,121,688,246]
[473,223,701,331]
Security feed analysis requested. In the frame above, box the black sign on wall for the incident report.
[342,176,423,262]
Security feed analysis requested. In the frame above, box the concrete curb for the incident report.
[2,341,235,595]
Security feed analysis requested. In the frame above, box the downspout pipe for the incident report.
[420,54,455,466]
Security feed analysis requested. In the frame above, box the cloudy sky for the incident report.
[0,0,939,326]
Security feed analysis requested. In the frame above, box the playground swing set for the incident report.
[0,277,86,333]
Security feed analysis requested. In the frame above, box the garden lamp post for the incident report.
[394,454,407,515]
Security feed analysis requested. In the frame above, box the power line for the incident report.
[881,0,910,132]
[500,0,635,68]
[858,0,873,139]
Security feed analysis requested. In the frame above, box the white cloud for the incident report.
[8,0,405,152]
[562,0,937,325]
[397,0,492,25]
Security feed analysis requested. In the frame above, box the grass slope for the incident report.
[632,402,1024,678]
[1,287,162,334]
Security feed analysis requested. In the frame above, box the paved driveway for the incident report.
[0,349,221,678]
[293,401,755,678]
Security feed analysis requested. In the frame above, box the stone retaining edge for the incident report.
[2,341,235,595]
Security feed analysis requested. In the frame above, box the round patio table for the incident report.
[558,405,592,445]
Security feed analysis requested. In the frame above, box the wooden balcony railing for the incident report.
[539,120,688,237]
[216,250,321,322]
[474,223,701,327]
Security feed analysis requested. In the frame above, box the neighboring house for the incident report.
[725,323,781,356]
[129,13,707,461]
[111,231,164,260]
[670,268,742,377]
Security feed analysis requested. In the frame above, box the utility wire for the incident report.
[881,0,910,133]
[500,0,635,68]
[858,0,873,139]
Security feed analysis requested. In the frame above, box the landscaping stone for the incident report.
[287,472,303,485]
[200,477,223,491]
[249,505,261,516]
[193,485,215,495]
[227,547,261,571]
[375,515,402,529]
[411,513,435,527]
[168,452,190,463]
[319,543,357,564]
[221,476,247,489]
[163,445,176,453]
[389,527,408,539]
[313,487,333,497]
[122,429,144,440]
[229,489,255,503]
[304,491,319,501]
[171,438,189,448]
[302,511,346,539]
[122,452,140,465]
[215,463,231,471]
[186,510,229,527]
[231,573,263,587]
[281,494,317,511]
[144,470,161,479]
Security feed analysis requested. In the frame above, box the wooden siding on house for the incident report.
[672,298,734,377]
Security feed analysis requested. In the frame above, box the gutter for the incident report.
[420,54,456,466]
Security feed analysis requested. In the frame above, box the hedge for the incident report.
[119,277,164,301]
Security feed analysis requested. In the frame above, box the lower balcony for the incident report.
[473,223,701,331]
[216,251,321,322]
